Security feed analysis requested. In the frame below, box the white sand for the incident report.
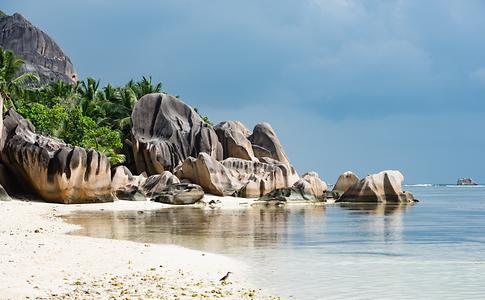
[0,199,279,299]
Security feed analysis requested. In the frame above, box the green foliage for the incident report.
[0,47,213,167]
[0,48,39,108]
[194,107,213,126]
[17,102,67,136]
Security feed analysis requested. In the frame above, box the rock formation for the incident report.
[258,171,327,203]
[249,123,291,165]
[0,109,112,204]
[111,166,147,201]
[337,170,415,203]
[131,93,222,175]
[457,177,477,186]
[151,183,204,205]
[0,13,76,84]
[332,171,359,196]
[214,121,256,161]
[141,171,180,197]
[176,152,298,197]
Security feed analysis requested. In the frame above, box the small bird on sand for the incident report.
[219,272,232,283]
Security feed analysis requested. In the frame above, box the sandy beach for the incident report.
[0,199,279,299]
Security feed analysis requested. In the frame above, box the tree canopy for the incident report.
[0,47,167,165]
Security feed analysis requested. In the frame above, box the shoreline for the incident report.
[0,199,280,299]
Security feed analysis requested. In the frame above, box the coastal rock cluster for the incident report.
[0,91,416,205]
[0,107,112,204]
[0,13,76,84]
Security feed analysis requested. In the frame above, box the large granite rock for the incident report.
[141,171,180,197]
[258,171,327,203]
[152,183,204,205]
[337,170,415,203]
[131,93,223,175]
[0,13,76,84]
[176,152,298,197]
[111,166,147,201]
[332,171,359,196]
[176,153,241,196]
[214,121,256,161]
[249,123,291,165]
[0,109,112,204]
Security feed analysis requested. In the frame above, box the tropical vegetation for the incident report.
[0,47,167,165]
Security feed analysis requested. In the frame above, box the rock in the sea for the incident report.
[131,93,222,175]
[258,171,327,203]
[337,170,415,203]
[0,13,76,84]
[332,171,359,196]
[214,121,256,161]
[151,183,204,205]
[176,153,299,197]
[457,177,477,186]
[141,171,180,197]
[0,109,112,204]
[249,123,291,165]
[111,166,147,201]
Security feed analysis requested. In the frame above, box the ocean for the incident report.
[64,185,485,299]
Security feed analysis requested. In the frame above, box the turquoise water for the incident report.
[65,186,485,299]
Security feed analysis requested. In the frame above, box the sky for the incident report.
[3,0,485,183]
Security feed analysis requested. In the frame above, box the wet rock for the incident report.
[131,93,222,175]
[337,170,415,203]
[151,183,204,205]
[0,109,112,204]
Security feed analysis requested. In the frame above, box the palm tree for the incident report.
[126,76,162,99]
[76,77,107,123]
[0,48,39,108]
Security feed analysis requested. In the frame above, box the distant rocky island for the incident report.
[457,178,477,186]
[0,12,417,206]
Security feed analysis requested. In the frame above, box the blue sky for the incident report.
[4,0,485,183]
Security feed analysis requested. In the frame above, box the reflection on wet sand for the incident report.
[64,206,328,254]
[64,203,414,254]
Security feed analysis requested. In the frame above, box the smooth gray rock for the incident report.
[141,171,180,197]
[0,13,76,84]
[151,183,204,205]
[214,121,256,161]
[249,123,291,165]
[131,93,223,175]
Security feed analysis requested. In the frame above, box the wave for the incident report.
[404,184,433,187]
[445,184,485,188]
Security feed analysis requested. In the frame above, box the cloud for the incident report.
[4,0,485,182]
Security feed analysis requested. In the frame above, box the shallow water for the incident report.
[64,186,485,299]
